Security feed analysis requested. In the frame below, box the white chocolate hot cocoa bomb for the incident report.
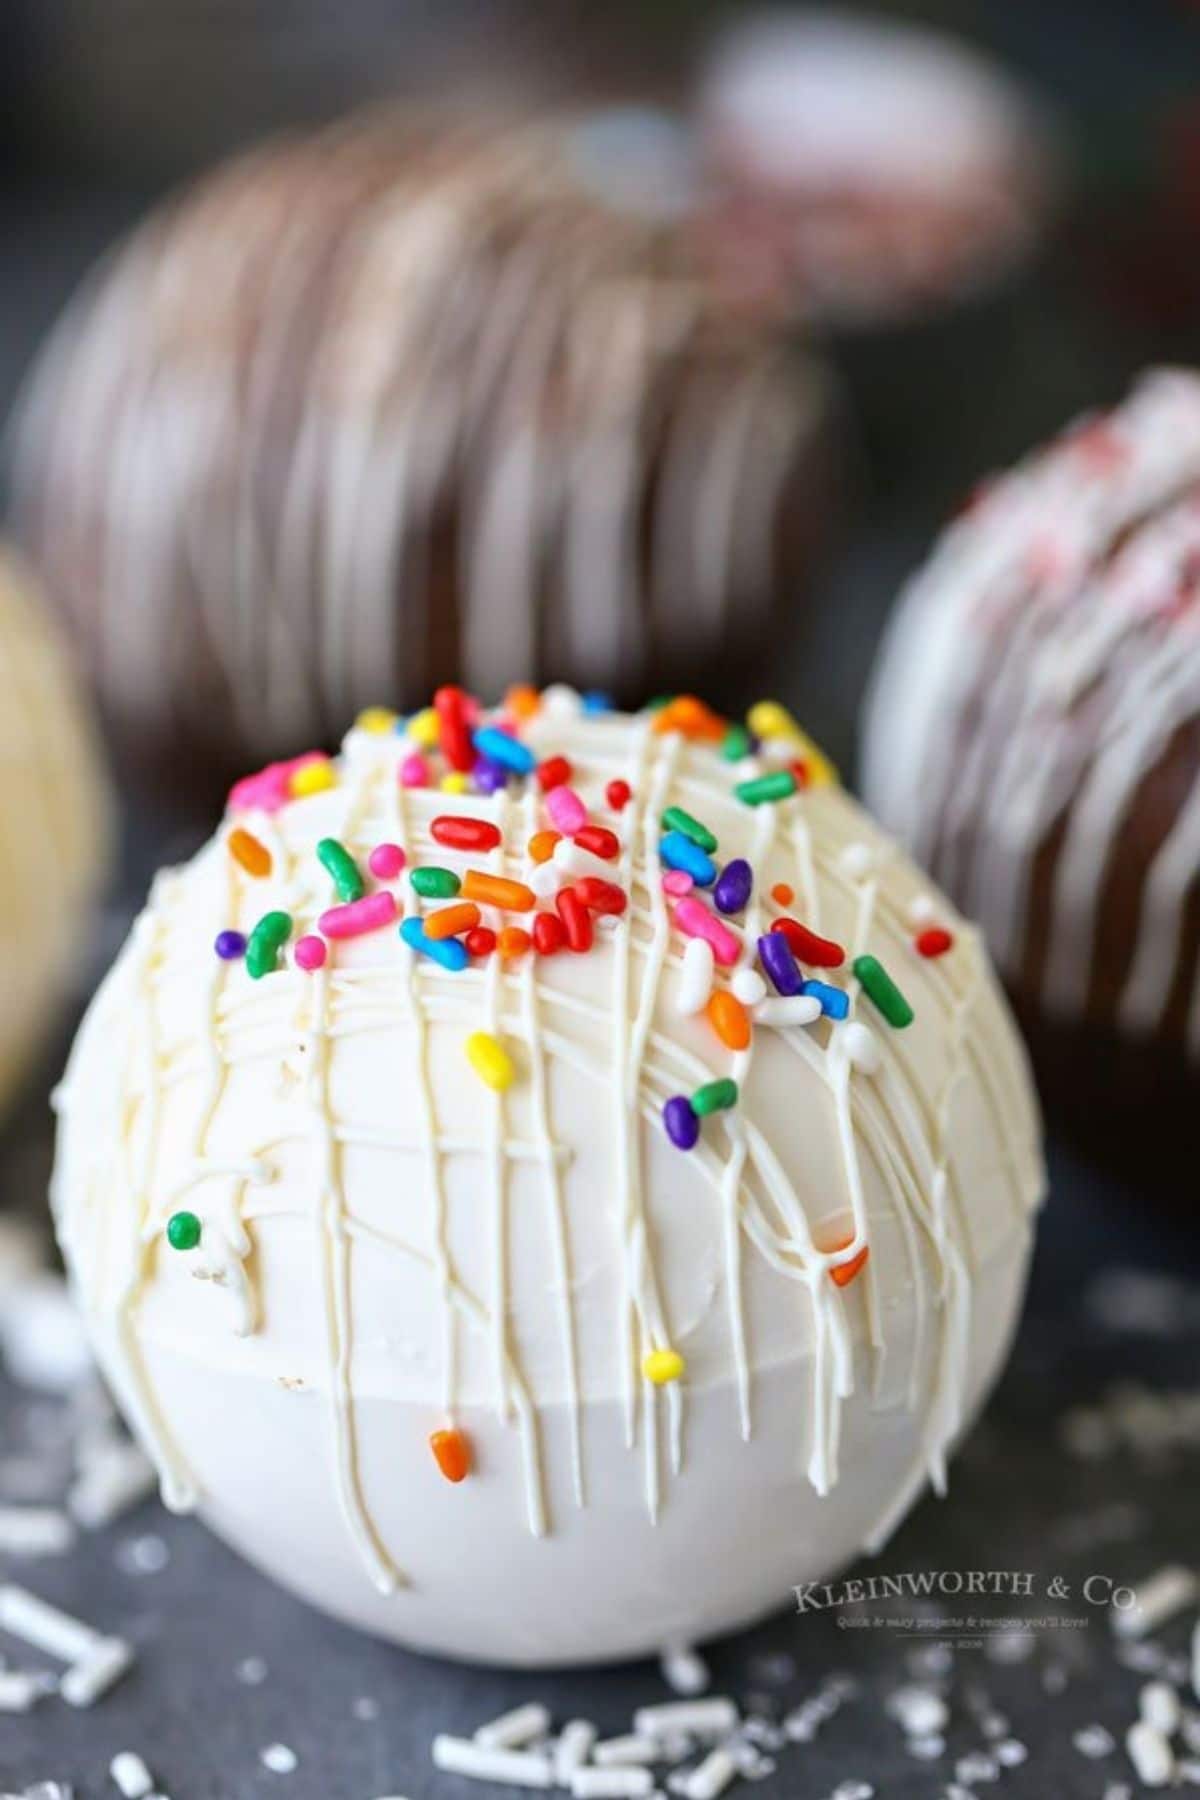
[0,550,108,1115]
[53,690,1043,1667]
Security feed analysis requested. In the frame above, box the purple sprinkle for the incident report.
[802,978,849,1020]
[663,1095,700,1151]
[713,857,753,916]
[472,756,508,796]
[758,931,802,996]
[215,929,247,960]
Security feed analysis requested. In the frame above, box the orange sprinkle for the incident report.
[429,1427,471,1484]
[528,829,561,865]
[227,827,272,879]
[706,989,751,1051]
[771,882,794,907]
[462,870,536,912]
[498,926,532,958]
[651,695,726,741]
[829,1241,869,1288]
[423,902,481,941]
[504,683,540,722]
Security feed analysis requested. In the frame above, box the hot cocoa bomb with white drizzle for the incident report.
[863,369,1200,1168]
[52,685,1042,1667]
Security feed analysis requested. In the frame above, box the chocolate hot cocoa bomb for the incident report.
[864,370,1200,1164]
[11,109,839,804]
[53,685,1042,1665]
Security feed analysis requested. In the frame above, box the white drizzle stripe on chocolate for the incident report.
[52,699,1042,1662]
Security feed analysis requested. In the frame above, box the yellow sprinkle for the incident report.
[440,771,470,794]
[465,1031,515,1093]
[289,759,336,798]
[643,1347,685,1386]
[355,705,397,735]
[408,707,439,747]
[746,700,839,787]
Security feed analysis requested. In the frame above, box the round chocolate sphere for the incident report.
[697,9,1051,327]
[863,369,1200,1164]
[53,684,1042,1666]
[0,551,109,1116]
[12,109,838,805]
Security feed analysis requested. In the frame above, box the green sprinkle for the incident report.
[410,866,461,899]
[721,724,752,761]
[735,770,797,807]
[853,954,914,1029]
[644,694,674,713]
[661,806,717,853]
[692,1077,739,1117]
[246,910,292,979]
[317,836,364,903]
[167,1210,202,1252]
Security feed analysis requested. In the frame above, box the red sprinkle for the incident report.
[434,685,474,771]
[576,877,628,915]
[431,814,501,852]
[771,917,845,968]
[606,779,632,811]
[556,886,593,953]
[915,927,954,959]
[533,912,566,955]
[536,755,573,793]
[465,926,497,958]
[789,759,810,789]
[574,825,620,861]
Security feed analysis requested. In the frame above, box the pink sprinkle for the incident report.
[318,891,398,940]
[545,785,587,835]
[662,869,693,896]
[674,895,740,967]
[400,752,429,789]
[368,842,406,880]
[228,751,327,815]
[294,935,327,971]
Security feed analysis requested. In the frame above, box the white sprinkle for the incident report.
[831,1785,874,1800]
[114,1534,169,1577]
[594,1735,658,1767]
[908,893,937,924]
[540,685,581,719]
[110,1752,154,1798]
[1192,1618,1200,1700]
[570,1773,652,1800]
[553,840,616,882]
[1102,1786,1132,1800]
[995,1740,1028,1767]
[260,1745,299,1775]
[1073,1725,1115,1758]
[236,1656,268,1685]
[1127,1720,1174,1786]
[730,969,766,1008]
[61,1637,133,1707]
[475,1703,551,1750]
[0,1669,52,1711]
[69,1440,155,1530]
[886,1686,947,1738]
[683,1748,737,1800]
[955,1751,999,1783]
[660,1645,709,1697]
[1141,1681,1182,1736]
[353,1696,379,1721]
[634,1700,738,1741]
[677,938,715,1015]
[906,1735,944,1759]
[754,996,822,1028]
[0,1506,74,1557]
[843,1022,882,1076]
[432,1736,554,1788]
[555,1721,597,1784]
[0,1584,102,1663]
[1114,1566,1198,1639]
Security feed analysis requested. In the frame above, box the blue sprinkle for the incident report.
[802,978,849,1020]
[713,857,753,916]
[399,916,469,971]
[473,726,535,775]
[659,831,717,887]
[581,690,614,715]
